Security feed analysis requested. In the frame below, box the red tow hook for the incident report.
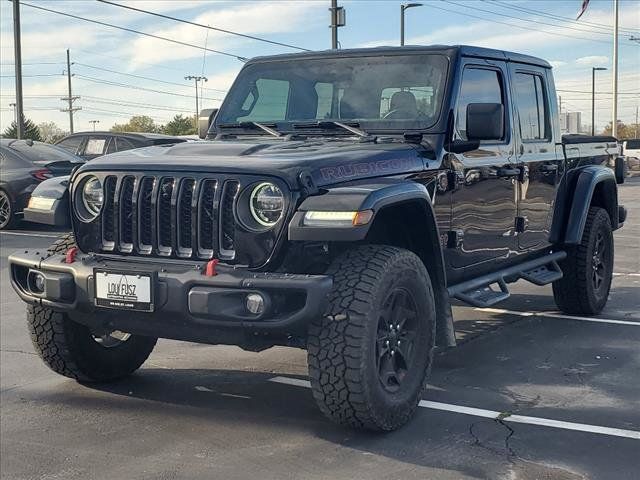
[204,259,219,277]
[65,247,79,264]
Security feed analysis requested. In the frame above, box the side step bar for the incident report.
[448,251,566,308]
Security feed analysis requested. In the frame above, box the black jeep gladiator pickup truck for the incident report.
[9,46,626,431]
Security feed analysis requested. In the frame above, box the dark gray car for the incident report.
[0,139,82,229]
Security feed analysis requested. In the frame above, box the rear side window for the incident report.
[625,140,640,150]
[237,78,291,122]
[115,137,137,151]
[56,136,83,154]
[85,137,108,156]
[514,73,549,141]
[456,68,505,141]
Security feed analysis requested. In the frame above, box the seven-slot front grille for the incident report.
[99,174,240,260]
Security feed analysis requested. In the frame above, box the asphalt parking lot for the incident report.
[1,177,638,480]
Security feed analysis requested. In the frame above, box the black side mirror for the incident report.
[615,157,626,184]
[445,139,480,154]
[198,108,219,139]
[466,103,504,141]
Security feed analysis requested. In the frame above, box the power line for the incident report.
[82,97,192,113]
[470,0,633,38]
[74,48,186,73]
[80,106,172,122]
[96,0,310,52]
[427,1,638,47]
[74,63,227,93]
[0,73,62,78]
[489,0,640,35]
[19,2,248,62]
[74,74,223,101]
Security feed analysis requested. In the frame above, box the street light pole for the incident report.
[89,120,99,132]
[329,0,345,49]
[592,67,607,136]
[401,3,423,46]
[612,0,619,138]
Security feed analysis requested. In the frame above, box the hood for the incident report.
[78,137,432,189]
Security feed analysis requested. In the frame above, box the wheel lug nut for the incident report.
[391,350,395,355]
[397,340,401,346]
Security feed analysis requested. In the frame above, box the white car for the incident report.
[622,139,640,171]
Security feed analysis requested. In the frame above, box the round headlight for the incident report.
[82,176,103,218]
[249,182,284,227]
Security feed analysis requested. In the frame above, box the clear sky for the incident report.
[1,0,638,134]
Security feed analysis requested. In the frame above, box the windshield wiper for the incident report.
[217,121,281,137]
[293,121,374,140]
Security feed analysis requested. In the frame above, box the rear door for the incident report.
[448,60,519,271]
[510,65,560,250]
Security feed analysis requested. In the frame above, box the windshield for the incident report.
[216,54,448,132]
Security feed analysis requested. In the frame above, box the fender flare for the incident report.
[564,166,618,244]
[288,179,456,347]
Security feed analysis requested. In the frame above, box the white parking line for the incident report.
[0,231,61,239]
[613,272,640,277]
[474,308,640,326]
[269,376,640,440]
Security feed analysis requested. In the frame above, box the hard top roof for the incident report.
[247,45,551,69]
[63,131,184,140]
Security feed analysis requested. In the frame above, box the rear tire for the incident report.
[26,233,157,382]
[0,189,16,230]
[553,207,614,315]
[308,245,436,431]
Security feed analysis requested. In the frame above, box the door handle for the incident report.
[496,167,520,178]
[540,164,558,173]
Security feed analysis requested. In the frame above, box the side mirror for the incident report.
[445,139,480,154]
[615,157,626,184]
[466,103,504,141]
[198,108,218,139]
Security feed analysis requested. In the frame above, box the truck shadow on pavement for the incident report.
[73,305,639,480]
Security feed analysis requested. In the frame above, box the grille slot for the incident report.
[99,174,243,261]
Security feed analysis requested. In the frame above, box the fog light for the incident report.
[245,293,265,315]
[29,272,46,294]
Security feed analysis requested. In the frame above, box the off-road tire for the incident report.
[308,245,436,431]
[27,233,157,382]
[553,207,614,315]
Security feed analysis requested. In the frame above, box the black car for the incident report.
[55,131,188,160]
[9,45,627,431]
[0,139,82,229]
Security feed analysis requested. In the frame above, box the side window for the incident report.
[56,136,83,155]
[237,78,290,122]
[105,138,116,154]
[315,82,334,119]
[85,136,108,156]
[514,72,550,141]
[456,68,505,141]
[115,137,136,152]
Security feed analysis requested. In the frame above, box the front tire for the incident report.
[308,245,436,431]
[26,234,157,382]
[553,207,614,314]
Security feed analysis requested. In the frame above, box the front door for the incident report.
[448,61,519,271]
[510,65,561,250]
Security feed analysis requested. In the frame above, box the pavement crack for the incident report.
[1,348,37,356]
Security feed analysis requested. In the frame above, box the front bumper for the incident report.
[9,251,332,347]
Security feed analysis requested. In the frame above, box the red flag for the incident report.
[576,0,590,20]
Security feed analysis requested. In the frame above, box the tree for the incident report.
[601,121,640,140]
[37,121,67,143]
[161,114,196,136]
[110,115,158,133]
[2,117,43,141]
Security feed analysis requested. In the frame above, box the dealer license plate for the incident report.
[94,270,154,312]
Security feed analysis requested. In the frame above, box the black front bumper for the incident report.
[9,251,332,347]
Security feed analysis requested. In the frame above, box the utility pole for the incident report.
[12,0,24,138]
[329,0,345,49]
[592,66,607,136]
[401,3,423,46]
[185,75,207,124]
[612,0,619,138]
[89,120,99,132]
[61,49,81,133]
[635,105,639,139]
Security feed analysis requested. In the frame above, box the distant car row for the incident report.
[0,131,187,229]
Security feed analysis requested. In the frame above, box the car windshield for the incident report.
[10,141,82,163]
[215,54,449,133]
